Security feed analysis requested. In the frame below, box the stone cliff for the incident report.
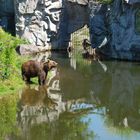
[0,0,140,60]
[89,0,140,61]
[14,0,62,50]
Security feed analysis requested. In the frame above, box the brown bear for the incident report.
[21,59,57,85]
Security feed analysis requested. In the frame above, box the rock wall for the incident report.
[14,0,62,50]
[14,0,89,50]
[108,0,140,60]
[88,1,108,49]
[1,0,140,60]
[89,0,140,61]
[52,0,89,49]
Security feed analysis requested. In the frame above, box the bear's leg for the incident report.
[22,74,30,83]
[23,75,30,84]
[38,72,46,85]
[38,78,45,85]
[38,78,42,85]
[43,74,47,85]
[26,77,30,84]
[42,79,46,85]
[38,75,43,85]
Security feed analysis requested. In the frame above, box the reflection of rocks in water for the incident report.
[128,116,140,131]
[68,49,77,70]
[17,66,64,131]
[17,64,94,137]
[29,52,140,132]
[18,85,64,127]
[109,63,134,126]
[47,67,60,87]
[18,85,94,128]
[90,61,140,130]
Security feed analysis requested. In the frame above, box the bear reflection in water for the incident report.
[21,86,58,109]
[18,65,64,128]
[18,88,64,129]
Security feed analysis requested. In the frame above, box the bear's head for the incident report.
[43,59,58,72]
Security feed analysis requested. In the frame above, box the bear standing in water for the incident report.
[21,59,57,85]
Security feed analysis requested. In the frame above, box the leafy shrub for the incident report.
[0,28,28,94]
[98,0,113,4]
[0,28,25,80]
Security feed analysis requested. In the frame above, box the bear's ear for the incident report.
[46,59,50,63]
[43,59,50,65]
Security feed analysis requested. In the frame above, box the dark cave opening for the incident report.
[0,0,15,35]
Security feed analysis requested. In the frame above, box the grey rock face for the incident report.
[51,0,89,49]
[1,0,140,60]
[88,1,108,49]
[89,0,140,61]
[66,1,89,33]
[107,0,140,60]
[16,44,51,55]
[127,0,140,4]
[14,0,89,51]
[15,0,62,49]
[67,0,88,5]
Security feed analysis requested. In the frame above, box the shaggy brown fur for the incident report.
[21,59,57,85]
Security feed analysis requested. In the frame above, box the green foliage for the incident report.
[0,94,19,140]
[98,0,113,4]
[0,28,24,79]
[0,28,27,95]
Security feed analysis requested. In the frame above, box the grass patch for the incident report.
[0,28,28,95]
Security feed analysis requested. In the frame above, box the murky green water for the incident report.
[1,51,140,140]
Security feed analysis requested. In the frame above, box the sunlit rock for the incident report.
[68,0,88,5]
[17,44,51,55]
[14,0,62,49]
[1,0,140,60]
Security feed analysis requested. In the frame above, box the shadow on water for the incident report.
[1,51,140,139]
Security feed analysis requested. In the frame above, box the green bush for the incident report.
[0,28,27,94]
[0,29,24,79]
[98,0,113,4]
